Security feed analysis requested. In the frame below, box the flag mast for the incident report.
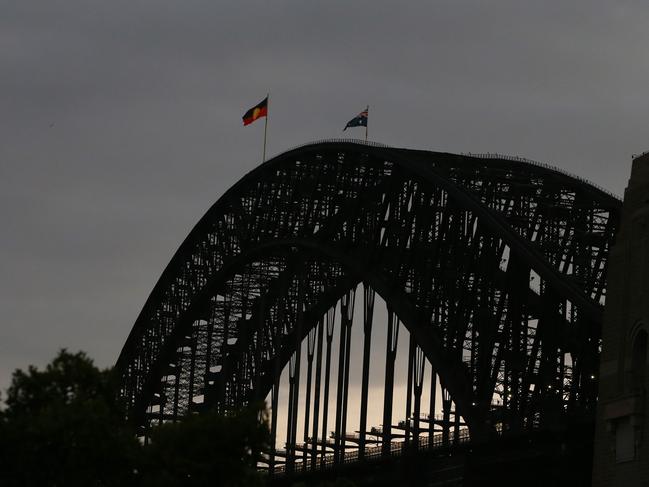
[263,93,270,162]
[365,105,369,142]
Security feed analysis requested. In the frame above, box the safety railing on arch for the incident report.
[459,151,620,200]
[264,139,620,201]
[632,150,649,159]
[266,138,389,162]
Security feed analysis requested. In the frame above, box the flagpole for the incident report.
[263,93,269,162]
[365,105,369,142]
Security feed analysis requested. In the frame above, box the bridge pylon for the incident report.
[593,153,649,486]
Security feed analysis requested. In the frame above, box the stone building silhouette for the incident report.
[593,153,649,486]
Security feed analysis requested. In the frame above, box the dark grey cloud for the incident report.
[2,0,648,389]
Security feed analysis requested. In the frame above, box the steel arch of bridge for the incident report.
[116,140,620,469]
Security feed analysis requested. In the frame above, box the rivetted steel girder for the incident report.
[116,140,620,439]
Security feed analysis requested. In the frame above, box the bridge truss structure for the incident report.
[116,140,621,477]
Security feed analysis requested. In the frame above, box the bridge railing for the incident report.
[269,428,471,476]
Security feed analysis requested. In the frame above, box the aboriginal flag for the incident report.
[343,107,368,131]
[242,97,268,126]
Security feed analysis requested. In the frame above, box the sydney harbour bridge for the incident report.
[116,140,621,485]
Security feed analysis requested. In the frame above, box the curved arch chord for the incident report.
[116,142,621,456]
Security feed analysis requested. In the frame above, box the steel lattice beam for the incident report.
[116,140,620,467]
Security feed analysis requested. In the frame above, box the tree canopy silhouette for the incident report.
[0,350,269,487]
[141,406,269,486]
[0,350,139,486]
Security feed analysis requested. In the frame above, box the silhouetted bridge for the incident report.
[116,140,621,485]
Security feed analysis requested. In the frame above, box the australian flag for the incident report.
[343,107,368,131]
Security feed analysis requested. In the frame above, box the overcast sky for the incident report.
[2,1,648,391]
